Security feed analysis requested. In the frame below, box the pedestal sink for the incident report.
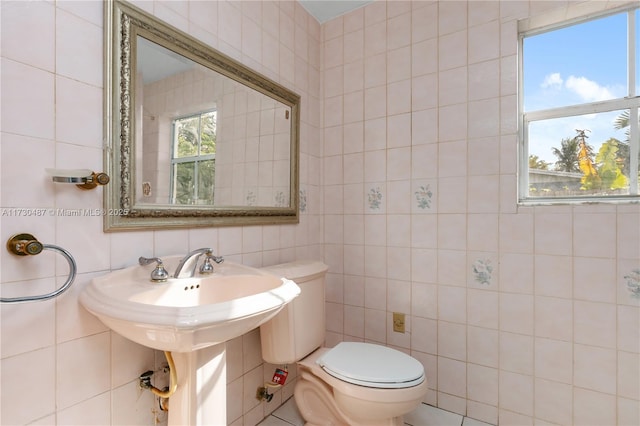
[80,256,300,425]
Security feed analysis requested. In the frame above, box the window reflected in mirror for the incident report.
[171,110,217,205]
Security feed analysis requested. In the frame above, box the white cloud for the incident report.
[541,72,563,89]
[565,75,614,102]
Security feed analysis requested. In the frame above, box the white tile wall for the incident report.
[320,1,640,426]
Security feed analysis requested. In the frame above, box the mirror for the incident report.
[104,0,300,231]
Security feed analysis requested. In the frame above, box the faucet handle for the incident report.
[200,257,215,274]
[199,254,224,275]
[139,256,169,282]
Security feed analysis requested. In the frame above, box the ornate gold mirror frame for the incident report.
[104,0,300,231]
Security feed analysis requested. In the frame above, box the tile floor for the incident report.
[259,397,494,426]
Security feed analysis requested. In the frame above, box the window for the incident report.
[171,110,217,204]
[520,7,639,202]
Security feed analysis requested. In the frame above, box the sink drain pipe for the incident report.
[139,351,178,409]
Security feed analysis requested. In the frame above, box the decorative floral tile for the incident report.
[412,180,436,213]
[299,188,307,213]
[415,184,433,210]
[246,190,256,206]
[624,268,640,299]
[472,258,493,286]
[366,184,385,213]
[275,190,287,207]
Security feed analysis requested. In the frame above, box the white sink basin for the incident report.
[80,257,300,352]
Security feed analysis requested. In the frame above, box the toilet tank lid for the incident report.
[317,342,425,387]
[262,260,328,282]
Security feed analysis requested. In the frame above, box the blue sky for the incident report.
[523,9,639,164]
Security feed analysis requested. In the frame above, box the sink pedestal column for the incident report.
[168,344,227,425]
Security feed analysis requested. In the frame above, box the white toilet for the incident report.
[260,260,428,426]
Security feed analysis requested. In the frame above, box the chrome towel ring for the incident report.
[1,233,77,304]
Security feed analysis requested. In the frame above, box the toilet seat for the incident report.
[316,342,425,389]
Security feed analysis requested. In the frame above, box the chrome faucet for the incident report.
[173,248,224,278]
[139,257,170,282]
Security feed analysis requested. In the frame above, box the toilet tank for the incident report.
[259,260,329,364]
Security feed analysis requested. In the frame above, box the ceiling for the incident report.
[299,0,374,23]
[137,1,377,84]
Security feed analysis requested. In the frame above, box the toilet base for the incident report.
[294,348,428,426]
[295,369,404,426]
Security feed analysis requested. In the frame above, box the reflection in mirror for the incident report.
[104,0,300,230]
[136,36,292,208]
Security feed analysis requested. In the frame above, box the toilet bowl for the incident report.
[260,261,428,426]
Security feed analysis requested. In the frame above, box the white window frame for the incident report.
[170,110,216,204]
[518,6,640,205]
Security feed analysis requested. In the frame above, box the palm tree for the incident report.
[613,110,637,178]
[551,137,580,172]
[614,110,630,142]
[529,155,550,170]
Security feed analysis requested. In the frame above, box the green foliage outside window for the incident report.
[528,112,637,196]
[172,111,216,204]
